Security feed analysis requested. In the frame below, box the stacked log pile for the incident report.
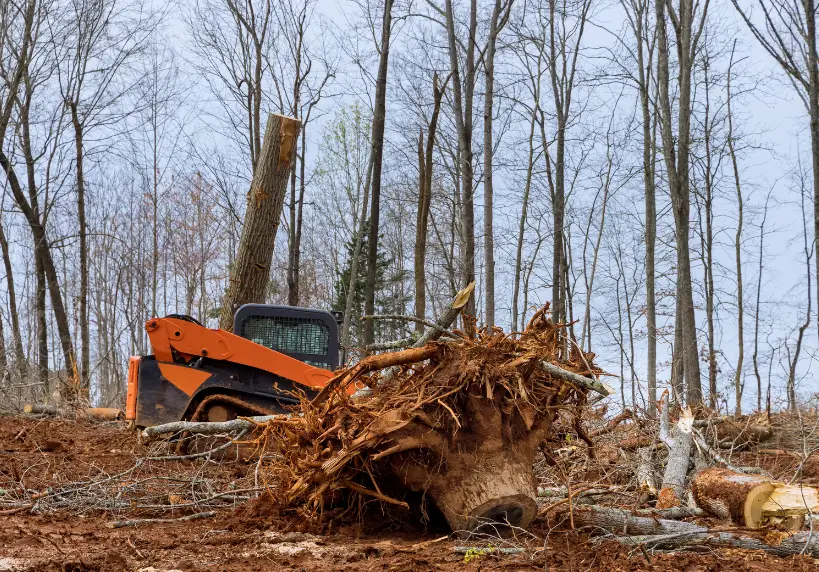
[251,304,608,534]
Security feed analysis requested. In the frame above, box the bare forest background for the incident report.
[0,0,816,414]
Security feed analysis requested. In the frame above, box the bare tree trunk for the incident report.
[363,0,394,349]
[656,0,705,404]
[0,219,25,378]
[625,0,659,415]
[512,105,537,332]
[341,155,372,352]
[753,193,771,412]
[787,180,812,411]
[218,114,301,330]
[727,43,744,415]
[415,74,445,334]
[482,0,508,329]
[69,102,90,399]
[288,127,307,306]
[34,251,48,390]
[444,0,477,320]
[701,63,717,408]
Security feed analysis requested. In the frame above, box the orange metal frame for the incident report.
[144,316,337,391]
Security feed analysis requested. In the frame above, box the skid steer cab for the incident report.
[125,304,346,427]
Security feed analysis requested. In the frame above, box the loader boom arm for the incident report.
[145,317,336,390]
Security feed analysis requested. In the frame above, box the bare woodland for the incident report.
[0,0,817,416]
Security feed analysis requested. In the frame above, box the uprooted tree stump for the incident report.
[253,304,608,536]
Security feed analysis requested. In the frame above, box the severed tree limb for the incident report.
[552,505,705,535]
[412,281,474,348]
[539,361,610,397]
[108,511,217,529]
[140,415,284,442]
[147,429,250,461]
[599,530,819,558]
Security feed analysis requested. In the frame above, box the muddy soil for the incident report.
[1,415,818,571]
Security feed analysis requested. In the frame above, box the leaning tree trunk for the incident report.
[219,114,300,331]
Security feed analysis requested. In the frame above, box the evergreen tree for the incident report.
[335,220,410,348]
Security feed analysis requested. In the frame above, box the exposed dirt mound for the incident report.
[3,416,819,570]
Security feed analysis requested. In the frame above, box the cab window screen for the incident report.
[241,316,330,358]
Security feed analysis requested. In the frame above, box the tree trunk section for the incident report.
[692,467,815,529]
[218,113,301,331]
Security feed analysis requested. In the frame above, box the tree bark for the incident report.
[692,467,815,529]
[69,101,90,400]
[362,0,394,349]
[444,0,477,319]
[415,74,445,334]
[656,0,704,404]
[483,0,505,330]
[0,219,25,378]
[512,105,537,332]
[727,61,744,415]
[218,113,301,330]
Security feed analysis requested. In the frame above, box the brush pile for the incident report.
[252,306,607,535]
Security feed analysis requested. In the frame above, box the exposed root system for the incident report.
[252,306,603,532]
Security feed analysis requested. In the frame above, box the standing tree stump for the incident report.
[219,114,301,331]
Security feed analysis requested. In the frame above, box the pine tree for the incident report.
[335,220,410,348]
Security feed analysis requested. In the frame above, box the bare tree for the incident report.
[482,0,512,329]
[726,42,744,415]
[415,73,446,333]
[655,0,708,404]
[362,0,394,349]
[440,0,478,320]
[732,0,819,341]
[0,0,79,398]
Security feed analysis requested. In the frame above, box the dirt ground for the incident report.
[2,415,818,571]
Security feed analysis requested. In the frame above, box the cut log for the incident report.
[218,114,301,331]
[23,404,122,421]
[86,407,124,421]
[24,403,70,416]
[692,467,816,530]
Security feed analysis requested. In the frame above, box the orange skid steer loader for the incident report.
[125,305,348,427]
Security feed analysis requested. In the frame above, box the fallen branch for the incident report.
[554,505,703,536]
[23,404,125,421]
[452,546,525,555]
[108,511,217,529]
[599,530,819,558]
[589,409,632,437]
[539,361,610,397]
[140,415,283,442]
[146,428,250,460]
[412,281,474,348]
